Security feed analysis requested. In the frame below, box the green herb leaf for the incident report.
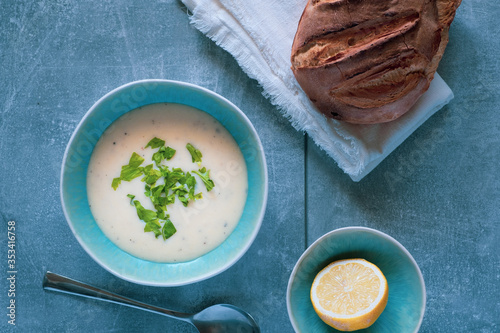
[151,184,164,197]
[163,146,176,160]
[185,173,196,188]
[159,165,170,177]
[120,165,143,181]
[152,146,177,166]
[112,153,145,189]
[167,193,176,205]
[150,185,167,213]
[162,219,177,240]
[132,200,157,223]
[144,220,162,238]
[193,167,215,192]
[144,185,152,197]
[165,169,185,189]
[156,209,166,220]
[120,152,145,181]
[129,152,145,167]
[145,137,165,149]
[186,143,202,164]
[127,194,136,205]
[141,164,162,185]
[112,177,122,190]
[177,194,189,207]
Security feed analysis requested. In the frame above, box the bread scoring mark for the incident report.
[312,0,354,23]
[328,51,427,109]
[292,11,420,69]
[312,0,348,7]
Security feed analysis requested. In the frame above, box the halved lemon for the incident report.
[310,258,388,331]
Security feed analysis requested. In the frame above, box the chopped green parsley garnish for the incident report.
[111,152,145,190]
[193,167,215,192]
[186,143,203,165]
[152,146,176,166]
[145,137,166,149]
[112,138,214,240]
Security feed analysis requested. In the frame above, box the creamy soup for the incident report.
[86,103,248,263]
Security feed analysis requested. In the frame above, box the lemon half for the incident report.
[310,258,388,331]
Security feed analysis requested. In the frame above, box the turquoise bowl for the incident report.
[287,227,425,332]
[61,80,268,286]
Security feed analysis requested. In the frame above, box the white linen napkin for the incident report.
[181,0,454,181]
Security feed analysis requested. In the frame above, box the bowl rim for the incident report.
[60,79,268,286]
[286,226,426,332]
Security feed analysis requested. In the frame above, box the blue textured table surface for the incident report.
[1,1,498,332]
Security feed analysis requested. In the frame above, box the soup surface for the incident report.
[87,103,248,262]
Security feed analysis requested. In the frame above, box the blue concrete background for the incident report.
[0,1,498,332]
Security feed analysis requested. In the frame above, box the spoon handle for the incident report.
[43,271,192,322]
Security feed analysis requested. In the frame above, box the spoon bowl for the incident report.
[192,304,260,333]
[43,272,260,333]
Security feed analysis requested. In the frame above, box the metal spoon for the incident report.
[43,271,260,333]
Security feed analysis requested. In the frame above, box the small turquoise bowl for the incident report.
[287,227,425,332]
[61,80,268,286]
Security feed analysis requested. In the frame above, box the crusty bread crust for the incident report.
[291,0,461,124]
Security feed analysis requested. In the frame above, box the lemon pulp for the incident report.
[310,259,388,331]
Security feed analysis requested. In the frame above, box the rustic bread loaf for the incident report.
[291,0,461,124]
